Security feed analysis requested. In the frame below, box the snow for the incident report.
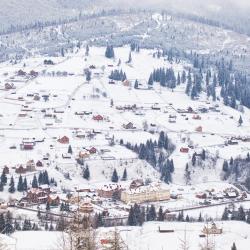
[120,221,250,250]
[0,45,249,249]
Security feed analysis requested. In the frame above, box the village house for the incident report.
[223,188,238,198]
[97,184,123,199]
[78,151,90,159]
[88,147,97,154]
[25,188,49,204]
[20,142,34,150]
[15,165,26,174]
[193,115,201,120]
[36,161,43,167]
[202,223,223,235]
[29,70,38,77]
[123,122,135,130]
[195,126,203,132]
[180,147,189,153]
[121,183,170,204]
[58,136,69,144]
[123,80,130,87]
[79,202,94,213]
[93,115,104,121]
[26,160,36,172]
[47,195,60,206]
[130,179,144,189]
[17,70,26,76]
[5,82,15,90]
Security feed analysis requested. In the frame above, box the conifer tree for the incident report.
[111,169,119,183]
[17,175,23,192]
[238,116,243,126]
[32,175,38,188]
[8,176,15,193]
[231,242,237,250]
[121,168,127,181]
[23,177,28,191]
[68,145,73,154]
[221,207,229,220]
[83,166,90,180]
[158,207,164,221]
[0,171,7,185]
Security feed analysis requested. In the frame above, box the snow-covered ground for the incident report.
[0,45,249,250]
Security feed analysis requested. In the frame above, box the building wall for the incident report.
[121,189,170,204]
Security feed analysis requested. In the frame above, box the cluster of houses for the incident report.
[195,187,246,201]
[20,185,60,206]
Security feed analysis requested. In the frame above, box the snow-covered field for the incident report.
[1,221,249,250]
[120,221,250,250]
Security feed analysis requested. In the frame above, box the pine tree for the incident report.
[121,168,127,181]
[128,206,136,226]
[192,153,196,166]
[32,175,38,188]
[221,207,229,220]
[222,160,229,172]
[5,211,13,234]
[134,79,139,89]
[111,169,119,183]
[246,211,250,224]
[85,44,89,56]
[158,207,164,221]
[49,223,54,231]
[201,149,206,161]
[105,45,115,58]
[148,205,156,221]
[46,202,50,211]
[237,206,245,221]
[1,171,7,185]
[17,175,23,192]
[38,172,43,185]
[158,131,165,148]
[0,213,5,232]
[86,70,91,82]
[8,176,15,193]
[68,145,73,154]
[83,166,90,180]
[231,242,237,250]
[148,73,154,85]
[177,72,181,85]
[181,70,186,83]
[177,211,184,222]
[127,51,132,63]
[23,177,28,191]
[238,116,243,126]
[198,212,203,222]
[191,85,197,99]
[0,181,3,192]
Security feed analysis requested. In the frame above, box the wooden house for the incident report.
[180,147,189,153]
[88,147,97,154]
[123,122,135,129]
[48,195,60,206]
[15,165,26,174]
[195,126,203,132]
[58,136,69,144]
[93,115,104,121]
[202,223,222,235]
